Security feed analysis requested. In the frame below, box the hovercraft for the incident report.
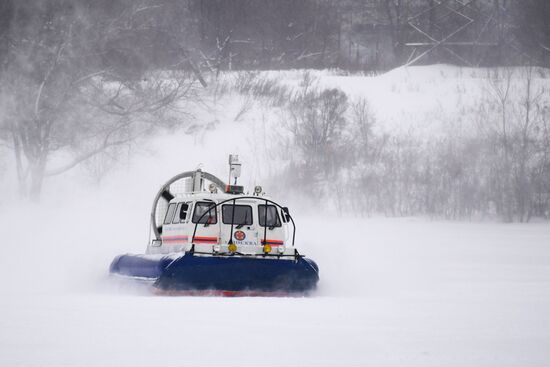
[110,155,319,296]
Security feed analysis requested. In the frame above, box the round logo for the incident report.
[234,231,246,241]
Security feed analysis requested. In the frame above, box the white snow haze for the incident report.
[1,66,550,367]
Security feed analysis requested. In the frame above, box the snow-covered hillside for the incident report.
[1,65,550,366]
[215,65,550,136]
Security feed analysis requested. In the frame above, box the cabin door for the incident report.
[219,202,259,253]
[190,201,221,246]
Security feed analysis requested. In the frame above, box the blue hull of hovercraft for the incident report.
[110,253,319,294]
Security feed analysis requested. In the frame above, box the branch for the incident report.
[72,70,107,85]
[34,42,66,118]
[44,130,139,177]
[133,5,164,15]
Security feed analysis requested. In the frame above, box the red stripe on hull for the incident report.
[161,236,219,244]
[152,288,305,297]
[161,235,189,244]
[261,239,284,246]
[192,236,218,244]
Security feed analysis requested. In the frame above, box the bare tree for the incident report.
[288,87,349,178]
[512,67,547,221]
[483,67,549,221]
[0,1,199,200]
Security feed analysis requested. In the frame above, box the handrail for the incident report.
[190,196,296,248]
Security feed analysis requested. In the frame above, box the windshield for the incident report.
[258,204,281,227]
[192,201,217,224]
[222,204,253,226]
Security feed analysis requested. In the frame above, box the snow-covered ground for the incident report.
[1,208,549,366]
[1,66,550,366]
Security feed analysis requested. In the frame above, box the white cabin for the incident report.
[147,156,294,258]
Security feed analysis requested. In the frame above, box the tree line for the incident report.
[268,68,549,222]
[2,1,549,73]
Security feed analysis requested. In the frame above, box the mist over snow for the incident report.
[1,64,550,366]
[2,0,550,364]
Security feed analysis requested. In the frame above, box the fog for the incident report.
[1,1,550,366]
[2,120,550,366]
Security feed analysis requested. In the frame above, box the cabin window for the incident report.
[222,204,253,226]
[172,202,190,224]
[163,203,177,225]
[192,201,217,224]
[258,205,281,227]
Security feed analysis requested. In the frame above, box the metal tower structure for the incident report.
[404,0,514,66]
